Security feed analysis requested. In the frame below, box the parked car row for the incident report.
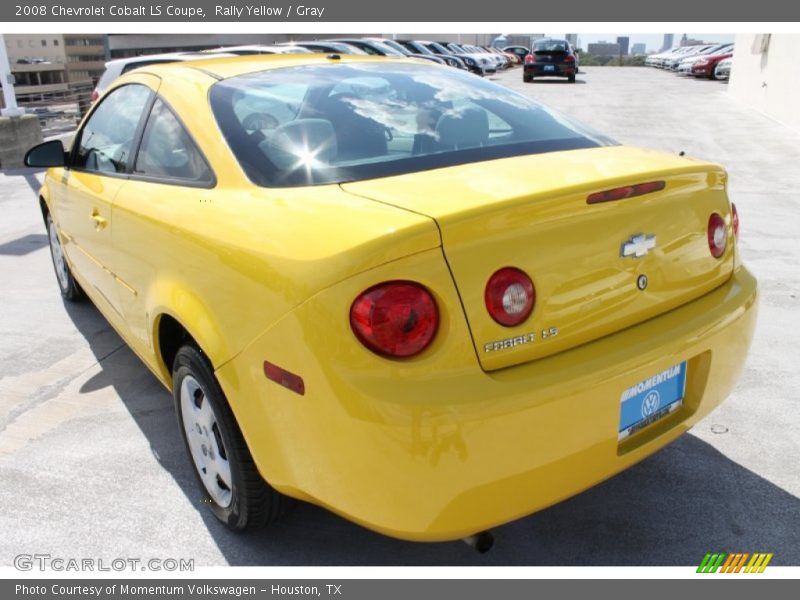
[645,43,734,80]
[90,39,523,102]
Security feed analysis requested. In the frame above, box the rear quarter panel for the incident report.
[111,70,440,380]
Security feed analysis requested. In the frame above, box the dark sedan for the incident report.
[524,38,578,83]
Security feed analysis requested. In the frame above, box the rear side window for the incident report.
[210,62,614,187]
[134,99,213,184]
[72,84,152,174]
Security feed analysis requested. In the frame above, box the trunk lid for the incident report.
[342,146,735,371]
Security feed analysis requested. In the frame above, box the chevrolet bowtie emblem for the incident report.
[621,234,656,258]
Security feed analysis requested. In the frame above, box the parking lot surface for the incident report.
[1,66,798,566]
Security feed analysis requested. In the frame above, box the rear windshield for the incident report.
[210,62,613,187]
[534,40,569,53]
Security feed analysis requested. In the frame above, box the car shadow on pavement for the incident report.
[1,167,46,197]
[529,80,587,85]
[64,300,800,566]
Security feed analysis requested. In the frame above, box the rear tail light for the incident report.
[90,89,99,103]
[564,55,576,63]
[707,212,728,258]
[350,281,438,358]
[587,181,666,204]
[485,268,535,327]
[731,203,739,238]
[524,54,535,63]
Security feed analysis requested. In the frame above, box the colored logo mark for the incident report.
[697,552,774,573]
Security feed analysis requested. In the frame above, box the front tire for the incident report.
[173,345,288,531]
[46,213,83,301]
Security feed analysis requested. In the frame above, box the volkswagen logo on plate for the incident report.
[641,390,661,418]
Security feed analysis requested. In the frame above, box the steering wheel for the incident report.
[242,112,279,133]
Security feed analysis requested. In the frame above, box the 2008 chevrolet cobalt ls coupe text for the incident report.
[26,54,757,543]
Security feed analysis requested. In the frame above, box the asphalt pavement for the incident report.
[0,66,798,566]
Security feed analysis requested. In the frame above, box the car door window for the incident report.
[72,84,152,174]
[134,98,214,184]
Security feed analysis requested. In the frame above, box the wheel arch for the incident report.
[149,282,235,383]
[39,187,52,224]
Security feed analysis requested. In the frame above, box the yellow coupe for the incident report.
[25,54,757,545]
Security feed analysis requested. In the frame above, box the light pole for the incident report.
[0,34,24,117]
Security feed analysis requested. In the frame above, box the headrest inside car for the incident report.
[436,107,489,149]
[259,119,338,170]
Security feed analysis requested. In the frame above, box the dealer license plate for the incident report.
[618,362,687,441]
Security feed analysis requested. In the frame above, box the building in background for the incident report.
[3,34,68,101]
[3,34,104,108]
[63,34,105,113]
[631,42,647,55]
[587,41,621,56]
[498,34,532,48]
[729,34,800,134]
[661,34,674,51]
[565,33,578,47]
[616,36,630,55]
[679,34,705,47]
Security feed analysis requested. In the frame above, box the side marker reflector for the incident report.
[263,361,305,395]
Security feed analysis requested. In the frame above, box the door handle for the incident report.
[90,209,107,230]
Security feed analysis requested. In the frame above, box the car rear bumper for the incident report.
[525,64,575,77]
[216,263,757,541]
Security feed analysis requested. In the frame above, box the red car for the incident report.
[692,53,733,79]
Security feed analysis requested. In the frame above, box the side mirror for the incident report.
[24,140,66,168]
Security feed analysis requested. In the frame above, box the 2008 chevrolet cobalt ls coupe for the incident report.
[26,55,757,542]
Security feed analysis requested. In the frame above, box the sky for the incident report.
[544,33,736,52]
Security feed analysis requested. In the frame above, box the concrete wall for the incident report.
[729,34,800,134]
[0,115,43,169]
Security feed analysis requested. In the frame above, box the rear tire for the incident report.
[523,74,533,83]
[568,74,576,83]
[172,345,289,531]
[46,213,83,302]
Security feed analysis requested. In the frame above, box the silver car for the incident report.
[715,57,733,81]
